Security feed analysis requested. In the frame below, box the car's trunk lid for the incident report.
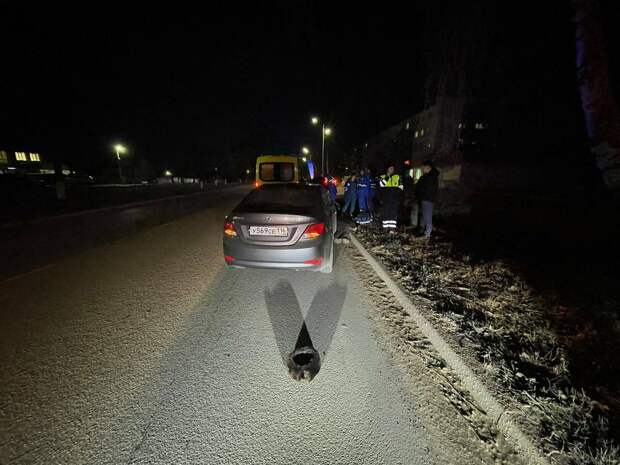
[231,211,319,245]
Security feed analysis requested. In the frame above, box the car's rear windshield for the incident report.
[259,162,295,182]
[236,185,321,212]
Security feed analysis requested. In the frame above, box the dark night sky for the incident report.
[1,2,428,173]
[2,2,619,175]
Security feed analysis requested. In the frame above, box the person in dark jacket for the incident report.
[342,174,358,216]
[355,168,373,224]
[402,171,417,227]
[325,174,338,203]
[414,160,440,238]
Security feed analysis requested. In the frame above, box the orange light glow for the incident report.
[224,222,237,236]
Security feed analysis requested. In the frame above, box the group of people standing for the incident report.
[341,160,439,239]
[342,168,374,225]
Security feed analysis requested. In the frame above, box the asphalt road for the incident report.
[1,188,488,465]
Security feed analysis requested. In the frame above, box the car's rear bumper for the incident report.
[223,237,325,271]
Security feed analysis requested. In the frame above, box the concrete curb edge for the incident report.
[349,232,550,465]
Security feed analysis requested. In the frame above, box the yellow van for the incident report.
[255,155,311,187]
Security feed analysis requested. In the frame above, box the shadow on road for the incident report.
[264,280,347,382]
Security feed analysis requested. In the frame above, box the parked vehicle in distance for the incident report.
[254,155,312,188]
[223,183,336,273]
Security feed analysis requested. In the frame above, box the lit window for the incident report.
[415,168,422,180]
[15,152,27,161]
[0,150,7,163]
[364,143,368,148]
[420,129,425,136]
[405,121,410,130]
[414,131,419,138]
[29,153,40,162]
[458,123,462,129]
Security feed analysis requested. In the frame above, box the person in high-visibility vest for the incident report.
[379,163,403,231]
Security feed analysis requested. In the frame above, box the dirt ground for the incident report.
[352,193,620,465]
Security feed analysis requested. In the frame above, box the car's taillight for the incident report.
[254,180,261,188]
[224,255,234,263]
[304,257,323,265]
[224,221,237,237]
[302,223,325,239]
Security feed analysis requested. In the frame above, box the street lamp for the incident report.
[311,117,333,175]
[302,146,310,155]
[114,144,127,182]
[164,169,172,176]
[323,127,332,173]
[302,157,307,162]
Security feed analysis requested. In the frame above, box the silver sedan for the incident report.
[223,183,337,273]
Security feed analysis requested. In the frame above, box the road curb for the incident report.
[349,232,550,465]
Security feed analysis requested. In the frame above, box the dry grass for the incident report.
[355,223,620,465]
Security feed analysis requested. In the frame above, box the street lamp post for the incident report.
[114,144,127,183]
[323,127,332,174]
[311,117,331,175]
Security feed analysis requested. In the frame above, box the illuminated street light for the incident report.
[302,146,310,155]
[164,170,173,176]
[114,144,127,182]
[310,117,334,174]
[302,157,307,162]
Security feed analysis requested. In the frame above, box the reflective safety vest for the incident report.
[380,174,403,190]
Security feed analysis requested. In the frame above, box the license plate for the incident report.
[249,226,289,237]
